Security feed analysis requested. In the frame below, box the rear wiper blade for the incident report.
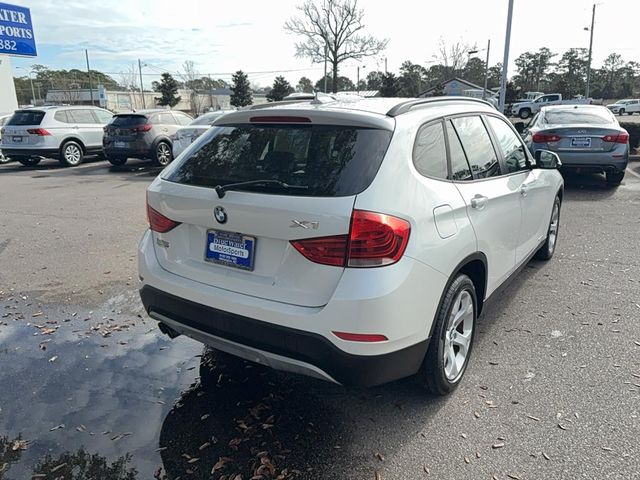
[214,179,308,198]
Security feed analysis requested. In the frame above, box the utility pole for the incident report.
[499,0,515,113]
[138,58,146,109]
[208,73,214,110]
[384,57,388,74]
[483,39,491,100]
[585,3,596,98]
[323,43,328,93]
[85,49,94,106]
[357,66,360,94]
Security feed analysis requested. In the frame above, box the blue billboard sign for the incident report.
[0,2,36,57]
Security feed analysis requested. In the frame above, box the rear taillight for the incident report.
[146,201,180,233]
[290,210,411,268]
[603,132,629,144]
[532,133,561,143]
[27,128,51,136]
[133,124,152,134]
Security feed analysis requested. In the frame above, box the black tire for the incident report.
[17,157,41,167]
[153,141,173,166]
[618,108,625,116]
[519,108,532,119]
[419,274,477,395]
[107,156,127,166]
[59,141,84,167]
[606,170,625,186]
[535,195,561,261]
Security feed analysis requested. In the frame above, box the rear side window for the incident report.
[446,121,473,181]
[413,122,447,180]
[93,110,113,124]
[173,112,192,126]
[54,111,70,123]
[7,111,45,126]
[451,116,501,179]
[165,124,393,197]
[111,115,147,127]
[486,116,529,173]
[153,113,175,125]
[68,110,96,124]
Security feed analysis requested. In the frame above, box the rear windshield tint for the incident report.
[543,109,615,125]
[110,115,147,127]
[7,111,45,126]
[165,124,392,197]
[191,113,224,126]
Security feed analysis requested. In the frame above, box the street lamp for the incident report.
[15,66,36,105]
[467,39,491,100]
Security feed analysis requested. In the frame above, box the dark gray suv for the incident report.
[103,109,193,166]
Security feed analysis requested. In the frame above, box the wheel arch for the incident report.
[152,135,173,151]
[60,137,87,153]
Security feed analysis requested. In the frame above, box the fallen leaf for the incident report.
[526,415,540,422]
[558,424,567,430]
[423,465,430,474]
[199,442,210,450]
[602,446,613,451]
[507,475,520,480]
[50,424,65,431]
[201,414,210,421]
[464,456,470,464]
[542,452,550,460]
[492,442,505,449]
[212,457,232,473]
[375,471,382,480]
[12,440,28,451]
[187,457,199,464]
[374,452,384,462]
[50,463,67,473]
[32,312,43,317]
[474,411,480,419]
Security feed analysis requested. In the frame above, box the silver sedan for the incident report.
[172,110,233,158]
[519,105,629,186]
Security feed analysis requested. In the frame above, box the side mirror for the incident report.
[514,121,525,134]
[535,150,562,169]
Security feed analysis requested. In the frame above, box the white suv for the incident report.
[138,97,564,394]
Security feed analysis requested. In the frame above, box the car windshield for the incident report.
[165,123,392,197]
[110,115,147,126]
[543,108,616,125]
[7,110,45,126]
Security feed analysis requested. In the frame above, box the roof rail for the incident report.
[386,97,494,117]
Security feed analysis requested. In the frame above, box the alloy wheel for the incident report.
[548,201,560,254]
[65,144,82,165]
[443,290,474,382]
[157,143,172,166]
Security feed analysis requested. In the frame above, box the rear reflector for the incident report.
[332,331,388,342]
[249,116,311,123]
[26,128,51,136]
[532,133,561,143]
[290,210,411,268]
[146,202,180,233]
[603,132,629,144]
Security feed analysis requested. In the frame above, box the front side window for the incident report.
[486,116,530,173]
[165,124,392,197]
[446,121,473,181]
[413,122,447,180]
[451,116,501,179]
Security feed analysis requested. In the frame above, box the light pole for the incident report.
[468,39,491,100]
[16,66,36,105]
[138,59,146,108]
[585,3,597,98]
[499,0,515,113]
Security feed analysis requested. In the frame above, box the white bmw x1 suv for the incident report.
[138,96,564,394]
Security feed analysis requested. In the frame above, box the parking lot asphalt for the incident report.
[0,158,639,480]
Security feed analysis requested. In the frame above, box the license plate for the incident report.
[571,137,591,148]
[12,136,22,142]
[114,141,127,148]
[205,230,256,271]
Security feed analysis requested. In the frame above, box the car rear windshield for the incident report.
[110,115,147,127]
[165,123,392,197]
[190,113,223,126]
[7,111,45,126]
[543,109,616,125]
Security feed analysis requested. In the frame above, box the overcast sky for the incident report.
[8,0,640,88]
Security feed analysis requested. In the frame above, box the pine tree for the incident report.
[379,72,399,97]
[230,70,253,107]
[154,73,181,108]
[267,76,294,102]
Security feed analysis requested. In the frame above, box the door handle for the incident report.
[470,194,488,210]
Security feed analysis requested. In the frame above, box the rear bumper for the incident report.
[104,147,152,159]
[0,147,59,158]
[140,285,428,386]
[533,145,629,172]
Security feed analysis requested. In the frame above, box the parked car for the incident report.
[0,106,114,167]
[138,96,564,394]
[172,110,233,158]
[103,109,193,166]
[518,104,628,186]
[606,99,640,116]
[0,114,11,163]
[511,93,592,119]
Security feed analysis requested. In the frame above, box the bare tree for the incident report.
[284,0,388,93]
[178,60,207,115]
[433,38,474,77]
[118,63,139,109]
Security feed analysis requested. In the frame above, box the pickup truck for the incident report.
[511,94,591,119]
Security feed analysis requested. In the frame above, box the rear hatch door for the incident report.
[148,110,394,307]
[104,114,148,144]
[1,110,46,147]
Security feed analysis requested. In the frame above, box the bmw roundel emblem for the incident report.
[214,206,227,224]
